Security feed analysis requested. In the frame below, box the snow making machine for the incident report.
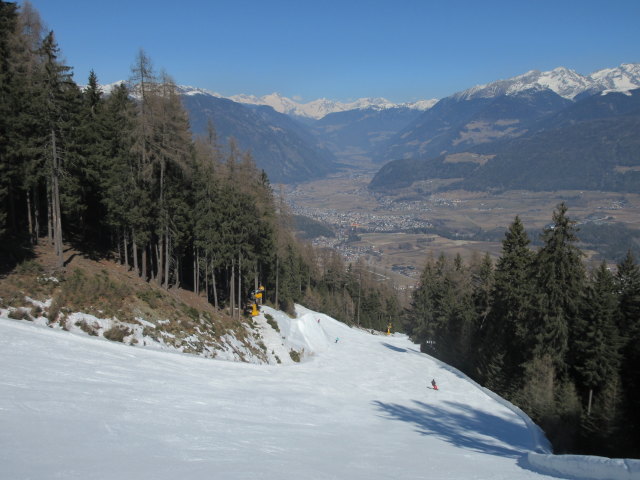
[247,285,265,317]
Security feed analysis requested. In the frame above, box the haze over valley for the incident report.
[175,63,640,282]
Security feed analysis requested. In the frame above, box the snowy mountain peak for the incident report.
[404,98,439,110]
[590,63,640,94]
[91,80,126,95]
[454,66,594,100]
[176,85,223,97]
[453,63,640,101]
[229,93,437,119]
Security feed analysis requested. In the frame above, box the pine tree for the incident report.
[406,256,435,348]
[1,1,44,246]
[153,72,192,288]
[101,82,136,266]
[471,253,493,333]
[468,252,493,380]
[572,262,621,414]
[192,135,224,306]
[0,1,18,240]
[5,3,46,246]
[36,31,81,267]
[408,253,476,370]
[569,262,622,452]
[478,216,535,393]
[128,49,157,280]
[615,250,640,456]
[616,250,640,340]
[533,203,586,369]
[69,70,108,244]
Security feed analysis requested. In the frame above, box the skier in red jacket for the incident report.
[431,379,438,390]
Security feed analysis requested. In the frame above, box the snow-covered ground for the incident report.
[1,305,638,480]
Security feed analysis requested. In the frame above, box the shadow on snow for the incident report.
[373,399,531,459]
[381,342,408,353]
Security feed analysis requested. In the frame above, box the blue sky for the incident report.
[23,0,640,103]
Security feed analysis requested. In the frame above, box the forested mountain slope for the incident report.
[181,92,337,183]
[374,89,572,163]
[370,89,640,193]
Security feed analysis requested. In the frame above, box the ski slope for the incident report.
[1,306,637,480]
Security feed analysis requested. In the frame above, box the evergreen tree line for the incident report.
[0,2,399,331]
[302,252,401,332]
[404,203,640,458]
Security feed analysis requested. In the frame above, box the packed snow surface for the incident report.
[1,305,637,480]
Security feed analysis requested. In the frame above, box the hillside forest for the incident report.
[1,1,639,461]
[404,207,640,458]
[0,2,400,329]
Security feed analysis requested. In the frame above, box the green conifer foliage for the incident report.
[406,258,437,349]
[36,31,82,267]
[615,251,640,456]
[569,263,623,452]
[533,203,586,368]
[478,216,534,393]
[0,2,18,240]
[100,82,137,263]
[572,263,621,394]
[616,250,640,339]
[69,70,108,243]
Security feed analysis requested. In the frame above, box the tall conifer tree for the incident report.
[615,251,640,455]
[478,216,534,393]
[533,203,586,368]
[36,31,81,267]
[572,262,621,414]
[0,1,18,240]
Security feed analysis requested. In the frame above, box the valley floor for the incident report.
[285,167,640,288]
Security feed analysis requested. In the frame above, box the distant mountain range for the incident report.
[374,63,640,163]
[230,92,437,120]
[99,62,640,188]
[177,86,436,120]
[369,63,640,194]
[180,89,337,183]
[452,64,640,101]
[176,86,437,182]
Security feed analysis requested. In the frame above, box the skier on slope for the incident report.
[431,379,438,390]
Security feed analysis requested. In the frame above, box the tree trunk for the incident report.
[237,252,242,320]
[33,186,40,243]
[212,264,219,309]
[26,189,34,245]
[46,179,53,246]
[194,248,198,295]
[51,129,64,268]
[132,229,139,276]
[156,237,162,285]
[205,258,209,303]
[357,277,361,326]
[142,243,147,281]
[174,254,180,289]
[275,255,279,310]
[254,271,259,305]
[8,183,16,233]
[123,229,129,269]
[230,262,235,317]
[157,158,165,287]
[164,229,170,289]
[116,230,122,263]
